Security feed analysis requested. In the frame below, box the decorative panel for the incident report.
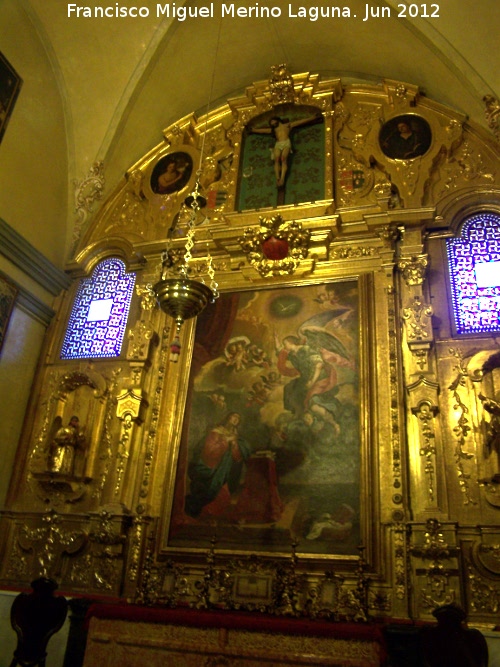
[60,258,136,359]
[446,212,500,335]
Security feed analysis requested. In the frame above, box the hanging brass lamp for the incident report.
[153,180,218,361]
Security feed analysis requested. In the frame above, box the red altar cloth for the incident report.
[85,602,385,647]
[233,455,283,522]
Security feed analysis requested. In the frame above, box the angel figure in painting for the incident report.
[224,336,250,372]
[47,415,86,476]
[275,310,355,432]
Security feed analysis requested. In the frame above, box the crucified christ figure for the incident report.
[250,113,322,188]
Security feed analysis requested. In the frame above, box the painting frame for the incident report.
[0,52,22,145]
[0,272,18,354]
[379,113,432,161]
[158,274,377,567]
[143,144,200,201]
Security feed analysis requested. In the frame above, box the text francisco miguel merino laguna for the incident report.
[67,3,429,20]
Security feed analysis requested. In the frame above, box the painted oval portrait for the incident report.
[150,151,193,195]
[379,114,432,161]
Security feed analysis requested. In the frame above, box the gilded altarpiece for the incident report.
[1,69,500,645]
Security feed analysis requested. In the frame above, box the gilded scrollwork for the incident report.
[393,160,421,198]
[5,538,30,581]
[138,551,188,607]
[471,539,500,577]
[392,523,408,601]
[411,401,439,502]
[304,571,344,619]
[130,535,372,622]
[397,254,428,287]
[138,326,170,502]
[373,179,393,201]
[72,160,105,249]
[127,515,146,585]
[115,413,132,495]
[483,94,500,142]
[268,63,295,105]
[410,519,459,612]
[403,295,433,343]
[106,190,146,238]
[410,518,456,562]
[68,510,129,592]
[384,80,419,110]
[330,245,377,260]
[403,295,434,370]
[335,102,380,205]
[466,560,500,614]
[92,368,122,503]
[296,546,369,621]
[18,510,87,580]
[448,349,478,505]
[239,214,311,277]
[127,317,156,360]
[191,536,223,611]
[273,542,304,617]
[368,589,392,613]
[434,139,495,201]
[386,286,404,501]
[420,570,456,611]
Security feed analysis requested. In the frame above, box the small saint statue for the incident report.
[47,415,86,476]
[479,392,500,481]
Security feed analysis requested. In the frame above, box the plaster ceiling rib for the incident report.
[22,0,75,183]
[384,0,499,102]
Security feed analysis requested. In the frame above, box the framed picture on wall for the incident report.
[379,114,432,161]
[0,272,18,354]
[161,278,373,560]
[0,52,22,145]
[149,151,193,195]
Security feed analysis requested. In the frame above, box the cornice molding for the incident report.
[0,218,71,296]
[16,287,55,328]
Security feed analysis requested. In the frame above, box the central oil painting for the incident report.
[167,280,361,556]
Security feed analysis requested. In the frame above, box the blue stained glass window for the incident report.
[61,258,136,359]
[446,211,500,335]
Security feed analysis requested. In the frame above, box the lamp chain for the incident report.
[206,249,219,300]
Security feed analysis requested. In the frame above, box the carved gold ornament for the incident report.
[239,214,310,277]
[483,94,500,142]
[397,254,428,287]
[268,63,295,105]
[72,161,105,250]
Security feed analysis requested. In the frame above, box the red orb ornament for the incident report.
[261,236,289,260]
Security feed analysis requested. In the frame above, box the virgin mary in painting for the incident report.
[185,412,251,518]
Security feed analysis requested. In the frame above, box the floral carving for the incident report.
[239,214,310,277]
[397,255,428,286]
